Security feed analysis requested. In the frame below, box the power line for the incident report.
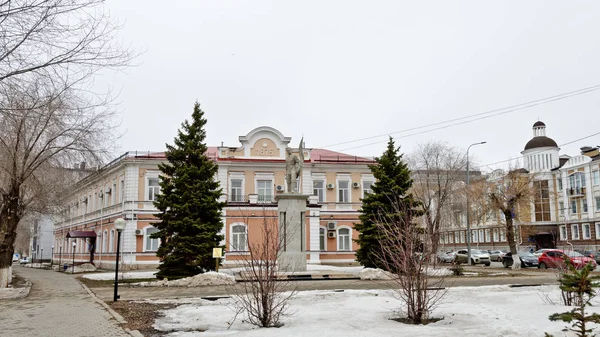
[480,131,600,170]
[321,84,600,151]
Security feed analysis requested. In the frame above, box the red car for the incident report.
[538,249,597,269]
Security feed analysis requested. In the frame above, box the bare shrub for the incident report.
[228,211,298,328]
[375,198,447,324]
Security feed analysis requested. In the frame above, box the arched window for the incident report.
[144,227,160,251]
[337,227,351,251]
[102,230,108,253]
[319,227,326,251]
[109,230,115,253]
[231,224,247,251]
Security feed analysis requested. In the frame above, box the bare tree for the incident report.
[0,0,134,287]
[487,168,535,270]
[409,141,466,256]
[228,210,298,328]
[0,83,116,287]
[375,197,447,324]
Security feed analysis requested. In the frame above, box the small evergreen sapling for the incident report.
[546,257,600,337]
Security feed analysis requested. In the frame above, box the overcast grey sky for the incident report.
[99,1,600,171]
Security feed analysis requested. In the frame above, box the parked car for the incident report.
[538,250,597,270]
[19,257,30,265]
[437,251,456,263]
[12,254,19,263]
[502,251,539,268]
[489,250,507,262]
[533,249,554,257]
[455,249,491,266]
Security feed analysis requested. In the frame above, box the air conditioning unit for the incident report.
[135,229,143,236]
[352,182,360,188]
[327,231,336,238]
[327,222,336,230]
[276,185,284,192]
[326,183,335,189]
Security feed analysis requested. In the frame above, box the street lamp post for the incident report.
[113,218,127,302]
[58,244,63,272]
[466,141,486,265]
[51,245,54,268]
[40,248,44,268]
[72,241,76,274]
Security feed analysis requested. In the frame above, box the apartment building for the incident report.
[438,121,600,253]
[52,126,374,269]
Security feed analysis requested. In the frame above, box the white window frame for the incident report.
[484,229,491,242]
[559,201,565,216]
[500,229,506,242]
[102,230,108,253]
[337,226,352,251]
[559,225,567,240]
[337,178,351,203]
[143,226,160,252]
[230,223,248,251]
[596,223,600,240]
[313,179,325,203]
[109,229,115,253]
[120,177,125,203]
[111,181,117,206]
[572,224,580,240]
[255,173,274,203]
[472,230,478,243]
[229,173,245,202]
[583,223,591,240]
[571,200,578,214]
[319,227,326,251]
[361,179,374,199]
[582,198,588,213]
[146,173,161,201]
[493,228,499,242]
[478,229,484,243]
[454,231,459,244]
[448,232,454,244]
[593,170,600,186]
[596,196,600,212]
[460,231,465,243]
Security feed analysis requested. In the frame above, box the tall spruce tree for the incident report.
[152,102,224,280]
[354,137,420,270]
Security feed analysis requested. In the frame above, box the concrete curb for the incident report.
[78,281,144,337]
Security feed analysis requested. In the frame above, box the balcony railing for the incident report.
[568,187,586,197]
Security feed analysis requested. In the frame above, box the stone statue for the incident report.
[285,138,304,193]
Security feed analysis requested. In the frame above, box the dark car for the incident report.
[502,251,539,268]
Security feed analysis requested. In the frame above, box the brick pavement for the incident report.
[0,266,132,337]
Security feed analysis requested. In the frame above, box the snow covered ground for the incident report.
[153,285,592,336]
[81,270,157,280]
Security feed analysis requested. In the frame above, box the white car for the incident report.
[455,249,491,266]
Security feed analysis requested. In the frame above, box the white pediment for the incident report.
[562,155,591,169]
[238,126,291,159]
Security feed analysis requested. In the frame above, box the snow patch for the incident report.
[359,268,393,280]
[154,285,595,337]
[82,271,157,280]
[423,267,453,277]
[133,272,236,287]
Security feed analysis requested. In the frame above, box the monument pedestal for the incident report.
[275,193,308,272]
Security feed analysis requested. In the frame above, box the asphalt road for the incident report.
[88,262,560,302]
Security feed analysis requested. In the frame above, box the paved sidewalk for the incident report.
[0,266,131,337]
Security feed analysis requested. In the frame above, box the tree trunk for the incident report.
[504,211,521,270]
[0,188,22,288]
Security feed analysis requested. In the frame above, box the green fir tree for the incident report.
[546,257,600,337]
[152,102,225,280]
[354,137,421,270]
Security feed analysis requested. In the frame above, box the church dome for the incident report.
[524,136,558,150]
[532,121,546,127]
